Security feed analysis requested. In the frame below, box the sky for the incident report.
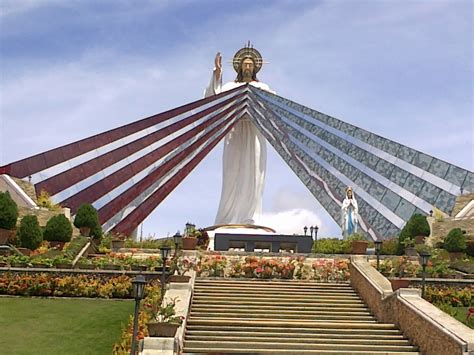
[1,0,472,239]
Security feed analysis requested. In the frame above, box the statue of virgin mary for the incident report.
[204,44,274,225]
[341,186,359,238]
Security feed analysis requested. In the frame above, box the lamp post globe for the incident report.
[173,231,182,252]
[132,275,147,300]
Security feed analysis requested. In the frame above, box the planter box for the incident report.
[414,235,426,244]
[131,265,147,272]
[76,263,95,270]
[169,275,191,283]
[31,263,51,268]
[49,241,66,250]
[182,237,198,250]
[390,279,411,291]
[55,263,73,269]
[102,264,121,270]
[11,263,28,268]
[79,227,91,237]
[111,240,125,251]
[404,247,417,256]
[0,229,12,245]
[449,252,464,261]
[17,247,32,256]
[147,322,179,337]
[351,240,368,255]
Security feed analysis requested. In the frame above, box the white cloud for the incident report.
[256,209,323,236]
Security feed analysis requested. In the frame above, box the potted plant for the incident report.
[43,214,73,250]
[145,296,184,337]
[182,227,198,250]
[73,203,102,239]
[444,228,467,261]
[111,234,126,251]
[9,254,31,268]
[389,256,418,290]
[348,234,368,255]
[168,256,194,283]
[402,238,417,256]
[0,191,19,245]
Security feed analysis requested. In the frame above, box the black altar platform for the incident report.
[214,233,313,253]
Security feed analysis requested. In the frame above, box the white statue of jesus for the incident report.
[204,45,274,225]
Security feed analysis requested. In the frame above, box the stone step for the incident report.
[183,340,419,352]
[196,279,351,289]
[190,306,372,315]
[187,318,387,327]
[192,295,365,304]
[185,330,407,340]
[185,324,404,336]
[193,291,360,302]
[194,287,359,296]
[190,312,376,321]
[189,316,377,324]
[184,334,413,346]
[184,348,420,354]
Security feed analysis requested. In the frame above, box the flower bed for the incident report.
[0,273,134,298]
[423,285,474,328]
[197,255,350,282]
[112,284,161,354]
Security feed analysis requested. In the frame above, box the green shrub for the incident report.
[17,215,43,250]
[0,191,19,230]
[43,214,73,242]
[398,213,430,254]
[73,203,102,238]
[313,238,349,254]
[444,228,467,252]
[380,238,399,255]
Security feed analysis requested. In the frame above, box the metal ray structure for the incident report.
[1,84,472,239]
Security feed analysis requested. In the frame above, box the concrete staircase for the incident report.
[183,279,419,354]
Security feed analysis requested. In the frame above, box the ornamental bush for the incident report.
[0,191,19,230]
[398,213,430,253]
[73,203,102,238]
[444,228,467,252]
[43,214,73,242]
[18,215,42,250]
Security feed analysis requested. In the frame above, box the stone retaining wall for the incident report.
[350,256,474,355]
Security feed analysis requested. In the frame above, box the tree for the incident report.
[0,191,19,230]
[73,203,102,238]
[18,215,43,250]
[444,228,467,252]
[43,214,73,242]
[398,213,430,254]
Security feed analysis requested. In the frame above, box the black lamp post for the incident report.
[130,275,147,355]
[310,226,314,238]
[374,240,382,270]
[304,226,308,236]
[160,246,171,299]
[419,250,431,298]
[313,225,319,252]
[173,231,182,255]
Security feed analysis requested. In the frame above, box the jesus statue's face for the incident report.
[241,58,255,82]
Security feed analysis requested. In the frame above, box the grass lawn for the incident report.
[0,297,133,354]
[454,307,474,329]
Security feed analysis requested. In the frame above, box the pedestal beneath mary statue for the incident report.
[204,44,275,226]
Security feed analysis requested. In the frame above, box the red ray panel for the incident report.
[0,85,244,178]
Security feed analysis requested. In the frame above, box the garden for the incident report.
[0,189,473,352]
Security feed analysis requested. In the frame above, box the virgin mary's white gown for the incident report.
[204,70,275,225]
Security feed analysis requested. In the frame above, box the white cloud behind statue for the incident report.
[0,1,472,238]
